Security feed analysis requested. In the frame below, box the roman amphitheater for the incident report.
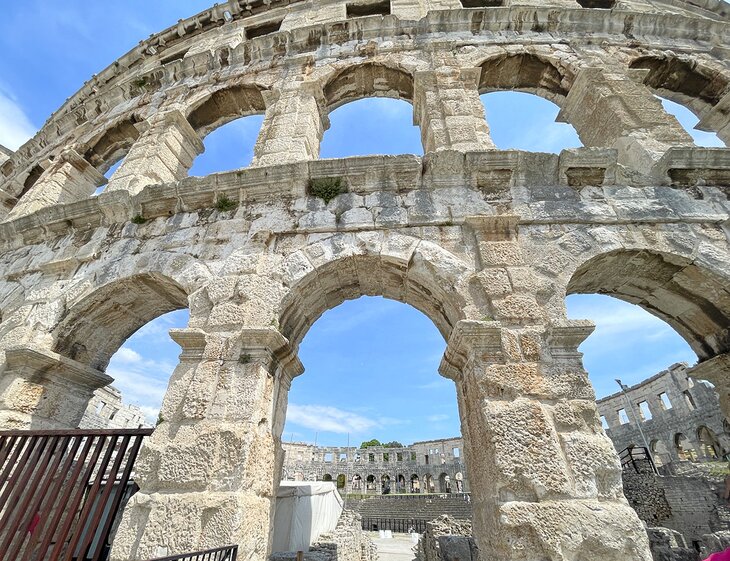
[0,0,728,560]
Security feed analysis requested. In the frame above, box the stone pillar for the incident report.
[7,149,106,220]
[0,346,113,429]
[251,83,327,167]
[440,320,653,561]
[558,67,694,178]
[105,110,204,196]
[696,90,730,146]
[442,215,651,560]
[689,353,730,419]
[414,67,496,153]
[111,327,302,561]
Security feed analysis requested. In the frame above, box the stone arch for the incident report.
[82,114,144,175]
[410,473,420,492]
[186,84,268,138]
[323,62,415,111]
[322,473,333,481]
[351,474,363,491]
[566,248,730,361]
[477,52,576,105]
[675,432,698,461]
[650,439,671,467]
[381,474,391,494]
[697,425,722,458]
[397,473,406,492]
[336,474,346,489]
[278,235,472,349]
[629,55,729,120]
[439,472,451,493]
[53,272,189,371]
[423,473,435,493]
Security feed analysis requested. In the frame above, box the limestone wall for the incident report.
[415,515,479,561]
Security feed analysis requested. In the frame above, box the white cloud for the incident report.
[287,404,381,434]
[427,414,449,422]
[115,347,142,364]
[0,87,36,150]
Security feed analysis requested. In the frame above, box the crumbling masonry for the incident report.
[0,0,728,560]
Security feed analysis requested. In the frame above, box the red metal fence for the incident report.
[0,428,152,561]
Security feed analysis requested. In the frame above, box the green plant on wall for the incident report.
[216,195,237,212]
[309,177,346,204]
[131,214,147,224]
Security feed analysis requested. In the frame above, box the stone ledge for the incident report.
[0,148,728,250]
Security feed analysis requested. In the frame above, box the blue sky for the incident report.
[0,3,718,443]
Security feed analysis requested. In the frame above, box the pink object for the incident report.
[705,549,730,561]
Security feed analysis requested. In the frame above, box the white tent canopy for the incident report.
[272,481,344,553]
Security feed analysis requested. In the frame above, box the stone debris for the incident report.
[415,515,479,561]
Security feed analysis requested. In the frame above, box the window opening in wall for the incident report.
[425,454,429,465]
[600,416,609,430]
[339,453,347,461]
[346,1,391,18]
[618,409,630,425]
[245,19,283,40]
[320,98,422,158]
[368,453,375,463]
[575,0,616,8]
[453,447,460,458]
[684,391,697,410]
[324,453,333,462]
[95,401,105,415]
[659,392,673,410]
[480,92,582,153]
[189,114,264,177]
[396,452,403,461]
[638,401,653,421]
[659,97,726,147]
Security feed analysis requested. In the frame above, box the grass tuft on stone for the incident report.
[309,177,346,204]
[216,195,238,212]
[131,214,147,224]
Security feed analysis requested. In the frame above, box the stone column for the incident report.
[689,353,730,419]
[557,67,694,179]
[105,110,204,196]
[441,215,651,560]
[696,91,730,146]
[440,320,652,561]
[414,67,496,153]
[251,83,328,167]
[0,346,113,429]
[111,327,302,561]
[7,149,106,220]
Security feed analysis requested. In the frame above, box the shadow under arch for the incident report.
[629,55,729,120]
[186,84,267,138]
[83,114,144,176]
[323,62,415,111]
[278,242,470,349]
[566,249,730,361]
[477,53,575,105]
[53,272,189,371]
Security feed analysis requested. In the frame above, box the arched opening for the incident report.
[675,433,698,461]
[658,97,725,147]
[397,474,406,493]
[477,54,582,152]
[423,474,435,493]
[381,474,391,494]
[352,474,363,492]
[480,92,582,152]
[186,85,267,176]
[366,474,377,494]
[53,273,189,372]
[410,474,420,493]
[320,63,422,158]
[439,472,451,493]
[336,474,346,489]
[629,55,729,146]
[322,473,333,481]
[697,426,722,459]
[567,247,730,475]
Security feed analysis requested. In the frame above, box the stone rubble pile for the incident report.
[415,515,479,561]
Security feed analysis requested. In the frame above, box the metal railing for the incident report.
[149,546,239,561]
[0,428,152,561]
[361,517,427,533]
[619,445,658,474]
